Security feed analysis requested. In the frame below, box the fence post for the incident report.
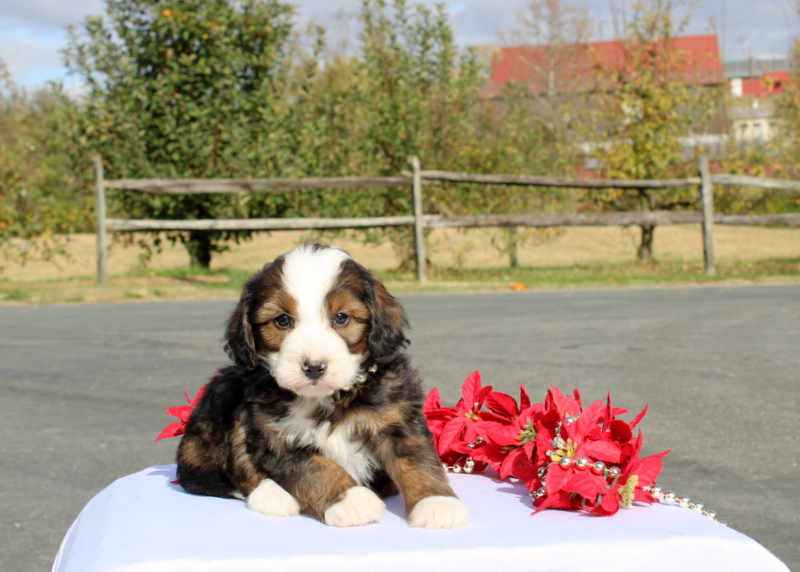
[409,156,427,282]
[93,156,108,284]
[698,156,715,276]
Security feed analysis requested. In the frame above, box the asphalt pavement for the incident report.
[1,283,798,571]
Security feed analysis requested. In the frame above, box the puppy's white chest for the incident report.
[275,399,376,486]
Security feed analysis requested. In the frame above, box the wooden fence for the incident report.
[93,156,800,283]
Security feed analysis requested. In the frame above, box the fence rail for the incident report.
[93,156,800,283]
[104,176,413,194]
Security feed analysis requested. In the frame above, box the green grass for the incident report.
[379,257,800,293]
[0,257,797,304]
[0,288,27,302]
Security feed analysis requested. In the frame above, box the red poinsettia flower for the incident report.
[473,403,544,480]
[155,385,206,442]
[420,371,671,517]
[423,371,508,470]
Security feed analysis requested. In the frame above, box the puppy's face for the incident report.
[224,243,408,398]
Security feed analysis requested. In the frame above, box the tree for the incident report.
[579,0,717,262]
[0,60,92,270]
[498,0,594,147]
[304,0,486,267]
[777,38,800,177]
[65,0,296,268]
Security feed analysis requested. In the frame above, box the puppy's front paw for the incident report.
[324,486,385,527]
[247,479,301,517]
[408,496,469,529]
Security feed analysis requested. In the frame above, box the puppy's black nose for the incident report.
[302,361,326,384]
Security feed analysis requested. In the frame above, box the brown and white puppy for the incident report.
[176,242,469,528]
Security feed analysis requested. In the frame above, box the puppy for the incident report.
[176,242,469,528]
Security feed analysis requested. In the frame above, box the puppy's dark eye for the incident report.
[332,312,349,326]
[274,314,293,329]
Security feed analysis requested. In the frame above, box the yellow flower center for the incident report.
[619,475,639,509]
[517,419,537,445]
[547,436,577,463]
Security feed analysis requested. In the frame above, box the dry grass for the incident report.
[1,225,798,304]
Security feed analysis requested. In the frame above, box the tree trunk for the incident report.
[187,231,213,269]
[637,224,655,263]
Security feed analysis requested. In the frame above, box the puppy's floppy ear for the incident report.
[224,287,258,370]
[367,271,410,364]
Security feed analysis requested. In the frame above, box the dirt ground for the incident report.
[2,224,799,283]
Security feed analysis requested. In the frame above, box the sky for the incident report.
[0,0,797,90]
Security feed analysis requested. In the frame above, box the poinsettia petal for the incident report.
[437,417,468,456]
[593,490,621,516]
[423,388,442,413]
[580,439,622,464]
[538,409,561,430]
[476,385,494,406]
[505,449,539,481]
[572,388,582,410]
[544,464,572,495]
[533,489,574,513]
[486,391,519,418]
[472,442,507,472]
[477,410,512,424]
[484,424,520,447]
[564,400,602,441]
[545,386,569,415]
[630,451,669,486]
[629,403,649,430]
[519,384,531,410]
[561,468,608,499]
[155,421,185,442]
[165,404,191,420]
[610,419,633,443]
[461,371,483,404]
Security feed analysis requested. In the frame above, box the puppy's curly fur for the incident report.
[176,243,468,528]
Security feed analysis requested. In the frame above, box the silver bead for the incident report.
[663,491,676,504]
[608,466,621,479]
[650,486,662,498]
[678,495,691,509]
[705,510,717,521]
[442,463,449,471]
[718,520,728,527]
[566,416,576,424]
[592,461,606,475]
[575,457,590,470]
[559,456,573,467]
[551,439,558,448]
[540,477,547,486]
[537,466,547,478]
[691,501,704,513]
[453,464,462,473]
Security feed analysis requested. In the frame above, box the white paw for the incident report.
[247,479,301,517]
[408,496,470,529]
[324,486,385,527]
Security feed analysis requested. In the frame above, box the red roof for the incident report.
[487,34,723,98]
[729,71,789,97]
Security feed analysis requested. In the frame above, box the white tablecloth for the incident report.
[53,465,788,572]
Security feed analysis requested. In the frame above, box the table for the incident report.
[53,465,788,572]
